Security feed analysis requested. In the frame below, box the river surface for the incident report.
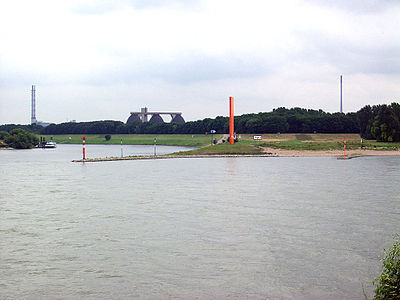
[1,144,399,299]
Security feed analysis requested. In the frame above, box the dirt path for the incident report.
[261,147,400,157]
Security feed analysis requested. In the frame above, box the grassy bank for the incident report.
[42,134,219,147]
[239,133,400,151]
[174,141,265,155]
[43,133,400,155]
[175,133,400,155]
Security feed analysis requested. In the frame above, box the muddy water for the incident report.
[1,145,399,299]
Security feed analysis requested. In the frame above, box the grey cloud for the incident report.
[0,67,51,88]
[81,54,275,86]
[1,53,273,87]
[305,0,400,13]
[125,0,200,9]
[294,31,400,75]
[72,0,201,15]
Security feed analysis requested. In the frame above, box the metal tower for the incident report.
[31,85,37,124]
[340,75,343,113]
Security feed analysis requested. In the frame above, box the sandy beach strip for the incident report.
[261,147,400,157]
[72,154,276,162]
[71,149,400,162]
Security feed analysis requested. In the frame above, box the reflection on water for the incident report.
[1,146,400,299]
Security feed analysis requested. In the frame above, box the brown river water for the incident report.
[1,144,399,299]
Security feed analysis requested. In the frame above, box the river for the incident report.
[1,144,399,299]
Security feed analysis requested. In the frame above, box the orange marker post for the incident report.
[229,96,234,144]
[83,136,86,160]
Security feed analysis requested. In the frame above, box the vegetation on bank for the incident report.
[39,134,217,147]
[174,141,265,155]
[2,130,398,153]
[373,235,400,299]
[174,133,400,155]
[28,107,361,135]
[1,106,361,136]
[31,132,400,154]
[240,133,400,151]
[0,129,39,149]
[358,103,400,142]
[0,123,43,134]
[1,103,398,146]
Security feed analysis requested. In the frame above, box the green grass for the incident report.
[173,141,264,155]
[42,134,219,147]
[259,140,342,151]
[362,141,400,150]
[240,133,400,151]
[42,133,400,154]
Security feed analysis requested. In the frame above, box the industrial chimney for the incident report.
[31,85,37,124]
[340,75,343,113]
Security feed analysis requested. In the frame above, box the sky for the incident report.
[1,0,399,124]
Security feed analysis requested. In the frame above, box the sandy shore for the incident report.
[262,147,400,157]
[72,154,275,162]
[72,148,400,162]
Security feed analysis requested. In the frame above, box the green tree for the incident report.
[0,131,9,140]
[358,103,400,142]
[371,104,400,142]
[374,235,400,299]
[4,129,39,149]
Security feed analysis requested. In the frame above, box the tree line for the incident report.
[357,103,400,142]
[1,104,399,141]
[0,123,43,134]
[31,107,361,135]
[0,129,39,149]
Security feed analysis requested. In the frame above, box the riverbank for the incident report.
[72,148,400,162]
[261,147,400,157]
[38,133,400,159]
[72,154,276,162]
[41,134,217,147]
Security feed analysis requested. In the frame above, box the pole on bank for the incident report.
[83,136,86,160]
[121,138,123,158]
[229,96,234,144]
[344,137,346,158]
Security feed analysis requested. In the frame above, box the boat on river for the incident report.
[43,141,56,148]
[38,139,57,148]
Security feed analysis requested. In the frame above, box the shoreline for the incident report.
[72,154,276,162]
[72,149,400,162]
[261,147,400,157]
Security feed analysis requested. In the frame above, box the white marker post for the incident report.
[121,138,123,158]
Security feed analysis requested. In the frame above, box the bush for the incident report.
[105,134,111,141]
[0,130,9,140]
[4,128,39,149]
[374,235,400,299]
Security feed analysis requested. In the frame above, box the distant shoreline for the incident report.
[261,147,400,157]
[72,154,275,162]
[72,149,400,162]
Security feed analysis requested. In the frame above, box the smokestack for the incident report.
[340,75,343,113]
[31,85,37,124]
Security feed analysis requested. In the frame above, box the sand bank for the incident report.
[262,147,400,157]
[72,149,400,162]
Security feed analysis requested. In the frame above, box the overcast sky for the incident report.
[1,0,399,124]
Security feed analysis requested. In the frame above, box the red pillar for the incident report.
[229,96,234,144]
[83,136,86,160]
